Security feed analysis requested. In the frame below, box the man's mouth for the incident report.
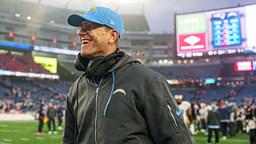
[81,38,92,45]
[82,41,90,45]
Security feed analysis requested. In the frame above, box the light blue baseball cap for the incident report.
[68,6,124,38]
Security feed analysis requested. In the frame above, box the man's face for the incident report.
[78,21,114,57]
[175,99,182,105]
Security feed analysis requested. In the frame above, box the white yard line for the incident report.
[2,139,11,142]
[0,125,8,127]
[36,137,45,140]
[195,136,248,142]
[0,142,10,144]
[0,130,21,133]
[2,139,12,143]
[20,138,29,141]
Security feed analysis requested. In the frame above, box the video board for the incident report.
[234,60,254,72]
[33,56,57,73]
[176,4,256,58]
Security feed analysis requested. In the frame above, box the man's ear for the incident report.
[108,30,118,43]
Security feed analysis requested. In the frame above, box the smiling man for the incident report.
[63,6,195,144]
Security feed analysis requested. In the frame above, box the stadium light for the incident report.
[27,16,32,20]
[168,60,173,64]
[31,35,37,41]
[52,37,58,44]
[71,40,77,47]
[163,59,168,64]
[8,32,14,38]
[14,13,21,17]
[49,20,55,24]
[6,32,15,41]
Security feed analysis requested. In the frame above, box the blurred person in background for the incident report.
[63,6,195,144]
[47,102,57,134]
[236,105,246,134]
[174,94,192,128]
[245,103,256,144]
[36,102,45,136]
[0,101,3,112]
[207,104,221,144]
[57,104,64,130]
[199,103,208,134]
[193,103,201,134]
[229,106,237,137]
[190,103,199,135]
[218,100,230,140]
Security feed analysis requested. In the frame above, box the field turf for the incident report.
[0,121,250,144]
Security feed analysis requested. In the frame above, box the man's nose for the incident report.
[77,29,89,37]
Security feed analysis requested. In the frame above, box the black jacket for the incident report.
[47,107,56,119]
[63,53,195,144]
[207,110,221,129]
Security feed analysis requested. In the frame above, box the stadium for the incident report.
[0,0,255,144]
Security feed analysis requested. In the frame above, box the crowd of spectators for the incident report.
[0,78,70,114]
[181,98,256,144]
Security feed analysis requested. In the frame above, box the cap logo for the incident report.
[90,7,97,12]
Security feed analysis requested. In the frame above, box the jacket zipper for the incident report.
[167,104,178,127]
[94,87,99,144]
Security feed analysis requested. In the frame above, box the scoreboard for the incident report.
[176,4,256,58]
[234,60,255,72]
[211,11,242,47]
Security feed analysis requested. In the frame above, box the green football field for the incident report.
[0,121,250,144]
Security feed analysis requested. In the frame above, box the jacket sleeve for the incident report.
[63,85,76,144]
[142,76,195,144]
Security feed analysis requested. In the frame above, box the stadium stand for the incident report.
[150,63,221,79]
[0,77,70,113]
[0,1,255,143]
[0,53,51,73]
[236,84,256,102]
[0,0,75,26]
[220,63,242,77]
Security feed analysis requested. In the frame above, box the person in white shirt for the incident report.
[175,95,192,128]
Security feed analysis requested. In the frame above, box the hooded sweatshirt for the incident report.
[63,52,195,144]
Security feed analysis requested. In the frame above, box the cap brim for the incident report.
[67,13,102,27]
